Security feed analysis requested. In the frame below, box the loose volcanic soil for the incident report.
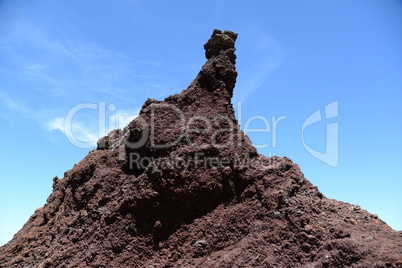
[0,30,401,267]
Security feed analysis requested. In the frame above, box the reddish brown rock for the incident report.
[0,30,401,267]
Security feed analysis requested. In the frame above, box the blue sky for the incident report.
[0,0,401,246]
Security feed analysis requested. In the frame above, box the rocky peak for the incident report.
[98,29,256,176]
[1,30,401,268]
[204,29,237,61]
[191,29,238,98]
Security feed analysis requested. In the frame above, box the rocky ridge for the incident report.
[0,29,401,267]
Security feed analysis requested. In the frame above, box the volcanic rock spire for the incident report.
[1,30,401,268]
[106,29,257,174]
[197,29,238,97]
[0,29,260,267]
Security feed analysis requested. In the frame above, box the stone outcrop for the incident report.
[0,30,401,268]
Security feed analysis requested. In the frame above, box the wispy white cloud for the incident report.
[46,117,98,148]
[46,107,139,149]
[0,90,33,119]
[1,17,196,102]
[0,17,147,147]
[0,14,206,150]
[0,90,141,149]
[1,18,135,99]
[235,25,285,102]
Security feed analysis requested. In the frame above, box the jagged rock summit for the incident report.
[1,30,401,267]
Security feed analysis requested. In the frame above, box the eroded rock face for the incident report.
[1,30,401,268]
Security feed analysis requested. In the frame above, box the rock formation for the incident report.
[0,29,401,267]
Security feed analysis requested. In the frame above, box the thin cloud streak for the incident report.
[0,90,141,148]
[1,18,135,98]
[46,108,139,149]
[235,25,285,102]
[46,117,98,148]
[0,90,33,119]
[1,15,200,108]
